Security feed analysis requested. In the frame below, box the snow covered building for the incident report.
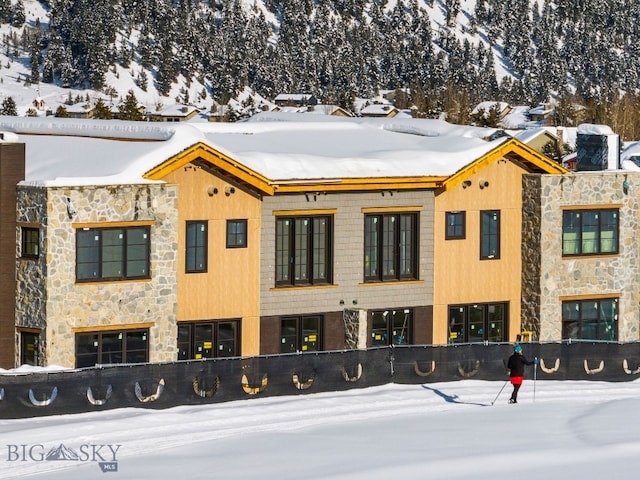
[0,115,568,368]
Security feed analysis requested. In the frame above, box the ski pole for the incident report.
[533,357,538,403]
[491,380,509,406]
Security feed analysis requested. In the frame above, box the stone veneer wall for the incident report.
[16,184,179,367]
[521,175,542,339]
[15,187,48,365]
[527,171,640,342]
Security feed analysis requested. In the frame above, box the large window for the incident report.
[364,212,418,282]
[562,209,619,256]
[21,227,40,258]
[275,215,332,287]
[76,226,150,282]
[280,315,322,353]
[186,221,207,273]
[480,210,500,259]
[177,320,240,360]
[370,309,413,346]
[445,211,466,240]
[448,303,508,343]
[562,298,618,341]
[75,329,149,368]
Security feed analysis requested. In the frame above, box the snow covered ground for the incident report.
[2,379,640,479]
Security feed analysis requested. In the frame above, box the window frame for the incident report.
[561,298,618,341]
[280,315,323,353]
[480,210,500,260]
[76,225,151,282]
[562,208,619,257]
[226,219,248,248]
[275,215,333,287]
[177,320,241,360]
[75,328,149,368]
[445,211,466,240]
[21,227,40,258]
[364,212,419,283]
[448,302,508,343]
[186,220,208,273]
[370,309,413,346]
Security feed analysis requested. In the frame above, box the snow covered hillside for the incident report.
[2,379,640,479]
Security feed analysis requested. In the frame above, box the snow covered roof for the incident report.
[0,114,560,188]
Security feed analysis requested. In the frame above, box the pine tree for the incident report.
[0,96,18,115]
[118,90,144,121]
[93,98,113,119]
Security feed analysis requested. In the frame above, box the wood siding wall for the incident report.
[163,165,261,356]
[433,158,525,344]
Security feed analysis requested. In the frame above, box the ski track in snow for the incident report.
[3,380,640,478]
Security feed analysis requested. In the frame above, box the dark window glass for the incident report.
[280,315,322,353]
[370,309,413,346]
[275,216,332,287]
[20,331,39,366]
[480,210,500,259]
[227,219,247,248]
[364,213,418,282]
[75,329,149,368]
[448,303,509,343]
[186,221,208,273]
[562,298,618,341]
[445,211,466,240]
[177,320,241,360]
[76,226,150,282]
[21,227,40,258]
[562,209,619,256]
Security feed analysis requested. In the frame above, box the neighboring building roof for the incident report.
[0,114,566,190]
[471,101,511,116]
[359,104,400,117]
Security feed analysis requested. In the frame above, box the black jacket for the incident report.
[507,352,534,377]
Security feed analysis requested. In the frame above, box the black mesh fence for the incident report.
[1,341,639,419]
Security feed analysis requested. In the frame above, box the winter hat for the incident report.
[514,345,523,353]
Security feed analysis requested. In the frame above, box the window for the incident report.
[562,298,618,341]
[21,227,40,258]
[280,315,322,353]
[445,211,466,240]
[177,320,241,360]
[480,210,500,259]
[370,309,413,346]
[227,219,248,248]
[364,212,418,282]
[562,209,619,256]
[186,221,208,272]
[276,215,332,287]
[75,329,149,368]
[20,331,39,366]
[76,226,150,282]
[448,303,508,343]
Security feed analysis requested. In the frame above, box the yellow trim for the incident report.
[559,293,622,301]
[561,204,623,210]
[272,178,445,193]
[358,280,425,287]
[440,138,568,192]
[269,285,339,292]
[73,322,155,333]
[145,143,275,195]
[273,209,338,216]
[17,221,42,228]
[361,206,423,213]
[74,220,155,229]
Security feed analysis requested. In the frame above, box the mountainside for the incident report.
[1,0,640,136]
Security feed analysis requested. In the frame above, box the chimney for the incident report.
[576,124,620,171]
[0,139,25,368]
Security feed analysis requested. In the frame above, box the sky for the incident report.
[2,378,640,479]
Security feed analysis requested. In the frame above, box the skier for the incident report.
[507,344,536,404]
